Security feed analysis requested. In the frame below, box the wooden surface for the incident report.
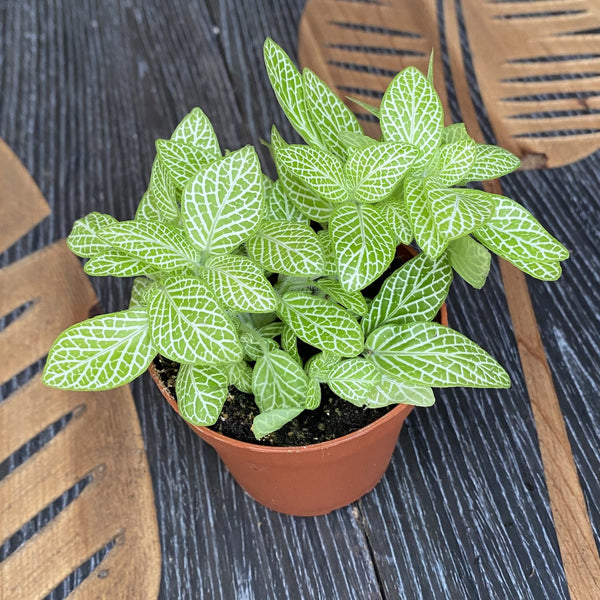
[1,1,599,598]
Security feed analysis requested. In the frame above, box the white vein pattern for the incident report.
[264,178,309,224]
[362,252,453,336]
[129,277,155,308]
[281,324,301,365]
[372,374,435,408]
[252,407,305,439]
[376,195,412,245]
[182,146,264,255]
[330,202,395,292]
[326,358,379,407]
[228,360,253,394]
[66,211,116,257]
[366,322,510,388]
[380,66,444,170]
[42,308,156,390]
[432,141,477,187]
[156,139,216,188]
[278,165,336,222]
[176,363,229,426]
[170,107,221,158]
[447,236,491,290]
[246,220,325,277]
[465,145,520,181]
[146,155,179,222]
[148,276,242,365]
[100,219,198,272]
[314,278,368,316]
[305,376,321,410]
[84,250,161,278]
[278,292,364,357]
[345,142,418,204]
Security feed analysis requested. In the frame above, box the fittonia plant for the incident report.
[42,39,568,439]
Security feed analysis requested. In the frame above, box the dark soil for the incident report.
[152,355,394,447]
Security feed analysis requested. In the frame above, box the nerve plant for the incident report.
[42,39,568,439]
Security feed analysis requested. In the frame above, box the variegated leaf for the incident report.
[240,331,278,361]
[155,139,215,188]
[430,141,477,187]
[182,145,264,255]
[446,236,491,289]
[314,278,368,316]
[366,322,510,388]
[317,230,337,275]
[278,292,364,357]
[252,349,308,412]
[148,276,242,365]
[474,195,568,281]
[276,145,348,205]
[258,321,285,338]
[202,254,277,313]
[67,212,117,258]
[100,220,198,272]
[442,123,472,145]
[464,145,520,181]
[42,308,156,390]
[281,323,301,365]
[84,251,161,278]
[362,252,452,336]
[428,187,496,240]
[144,156,179,223]
[228,360,254,394]
[263,38,318,145]
[303,67,363,157]
[347,96,380,118]
[306,351,342,380]
[170,107,221,158]
[376,195,412,245]
[265,178,310,224]
[176,364,228,426]
[329,202,396,292]
[345,142,418,204]
[380,66,444,170]
[370,373,435,407]
[129,278,156,308]
[306,376,322,410]
[135,191,162,223]
[339,131,378,150]
[325,358,379,407]
[252,407,304,439]
[246,220,325,277]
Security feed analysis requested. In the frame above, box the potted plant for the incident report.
[42,39,568,516]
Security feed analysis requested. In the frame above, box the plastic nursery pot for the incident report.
[149,303,448,517]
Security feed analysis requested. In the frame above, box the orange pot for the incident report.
[149,304,448,517]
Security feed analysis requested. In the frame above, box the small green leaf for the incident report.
[278,292,364,357]
[276,145,348,205]
[148,276,242,365]
[156,139,215,188]
[246,220,325,277]
[366,322,510,388]
[258,322,285,338]
[252,407,304,439]
[429,141,477,187]
[142,156,179,223]
[339,131,378,150]
[330,202,396,292]
[371,373,435,407]
[474,195,568,281]
[252,349,308,412]
[376,195,412,245]
[100,220,198,272]
[317,230,338,275]
[446,236,491,289]
[42,308,156,390]
[380,66,444,170]
[278,166,337,222]
[306,376,322,410]
[240,331,278,361]
[362,252,452,336]
[345,142,418,204]
[315,278,368,316]
[134,192,162,223]
[176,364,229,426]
[281,324,301,365]
[325,358,379,407]
[84,251,161,278]
[464,145,520,181]
[264,178,310,224]
[442,123,472,145]
[306,351,342,380]
[347,96,381,118]
[170,107,221,158]
[182,145,264,255]
[303,67,363,157]
[67,212,117,258]
[229,360,253,394]
[129,278,156,308]
[203,255,277,313]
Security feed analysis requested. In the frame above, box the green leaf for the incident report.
[181,145,264,255]
[306,351,342,380]
[129,278,156,308]
[303,67,363,157]
[84,251,161,278]
[442,123,472,145]
[428,187,496,240]
[426,49,435,85]
[380,66,444,170]
[252,349,308,412]
[240,331,278,361]
[281,324,301,364]
[362,252,452,336]
[446,236,491,289]
[474,195,568,281]
[176,364,228,426]
[134,192,162,223]
[229,360,253,394]
[67,212,117,258]
[100,220,198,272]
[306,376,322,410]
[42,308,156,390]
[405,178,447,258]
[170,107,221,158]
[366,322,510,388]
[156,139,215,188]
[264,178,310,224]
[376,195,413,245]
[278,292,364,357]
[252,407,304,439]
[339,131,378,150]
[347,96,380,118]
[202,254,277,313]
[314,278,368,316]
[464,145,520,181]
[371,373,435,407]
[317,230,337,275]
[276,145,348,205]
[258,322,285,338]
[325,358,379,407]
[263,38,317,145]
[429,141,477,187]
[140,156,179,223]
[345,142,418,204]
[148,276,242,364]
[329,202,396,292]
[246,220,325,277]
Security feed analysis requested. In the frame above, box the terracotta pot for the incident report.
[149,302,448,517]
